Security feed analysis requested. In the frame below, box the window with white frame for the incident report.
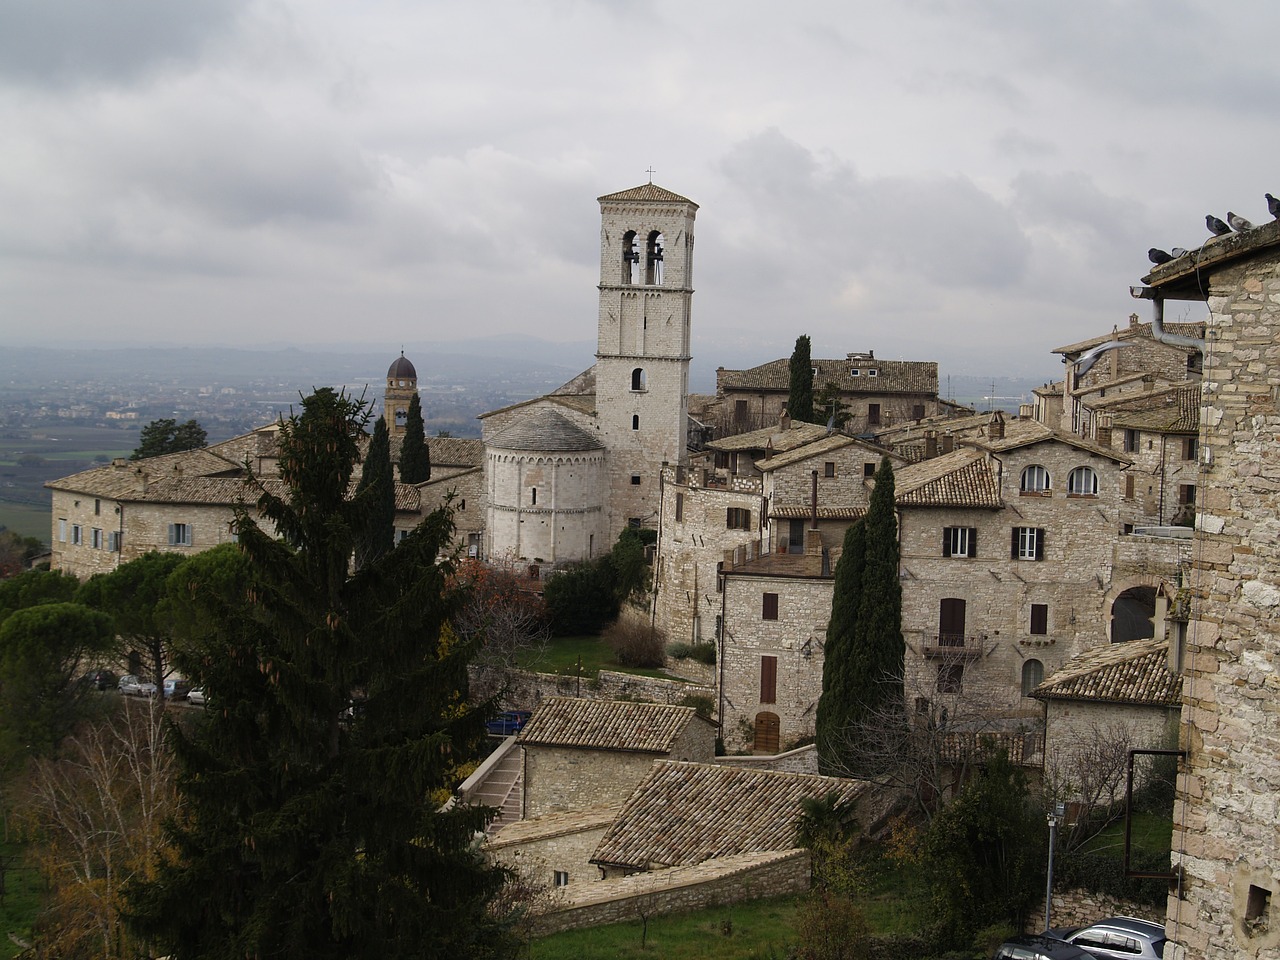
[1011,527,1045,561]
[1019,464,1051,494]
[71,524,82,546]
[942,527,977,558]
[108,531,122,552]
[168,523,193,546]
[553,870,569,888]
[91,527,103,549]
[1067,466,1098,496]
[58,519,67,542]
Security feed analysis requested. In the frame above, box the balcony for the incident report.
[921,634,986,660]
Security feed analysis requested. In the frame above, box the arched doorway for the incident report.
[753,712,780,753]
[1112,585,1157,642]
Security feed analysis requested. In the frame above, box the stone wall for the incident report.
[498,668,713,714]
[1047,889,1163,932]
[715,743,820,775]
[523,746,661,819]
[531,849,811,936]
[1168,249,1280,959]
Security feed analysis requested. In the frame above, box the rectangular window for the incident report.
[762,592,779,621]
[1179,484,1196,505]
[1030,603,1048,635]
[726,507,752,530]
[674,492,684,522]
[912,404,925,420]
[863,462,875,477]
[824,461,836,478]
[91,527,103,549]
[630,475,641,486]
[867,403,881,426]
[942,527,977,558]
[868,368,878,377]
[1183,437,1198,461]
[531,487,537,505]
[58,518,67,542]
[1124,474,1135,500]
[760,655,778,703]
[168,523,193,547]
[553,870,569,888]
[72,524,82,546]
[94,498,101,516]
[396,529,410,543]
[1123,428,1139,453]
[714,451,730,469]
[108,531,122,552]
[1011,527,1044,561]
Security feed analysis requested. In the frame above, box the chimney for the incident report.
[779,409,791,432]
[942,432,954,454]
[1129,312,1140,329]
[924,430,938,459]
[987,410,1005,440]
[1096,414,1113,448]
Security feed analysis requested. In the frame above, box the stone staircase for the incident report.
[457,736,524,834]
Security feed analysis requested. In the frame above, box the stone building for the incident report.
[1137,217,1280,959]
[515,697,715,819]
[708,351,957,437]
[478,183,698,565]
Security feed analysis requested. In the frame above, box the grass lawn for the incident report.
[517,634,678,681]
[1082,811,1173,857]
[528,894,802,960]
[0,840,42,960]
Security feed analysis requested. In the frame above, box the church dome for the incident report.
[488,407,603,452]
[387,352,417,381]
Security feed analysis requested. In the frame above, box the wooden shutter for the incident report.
[762,592,779,620]
[942,529,952,557]
[967,529,978,557]
[760,656,777,704]
[1030,604,1048,635]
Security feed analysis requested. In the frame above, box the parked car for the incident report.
[1054,917,1166,960]
[82,669,117,691]
[118,674,158,697]
[163,678,192,701]
[187,688,207,706]
[485,710,532,736]
[993,934,1100,960]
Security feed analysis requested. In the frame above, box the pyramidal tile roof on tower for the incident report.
[598,183,698,207]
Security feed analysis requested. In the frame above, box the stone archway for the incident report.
[1111,585,1157,643]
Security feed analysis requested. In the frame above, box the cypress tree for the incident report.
[126,388,510,959]
[788,334,816,424]
[815,457,904,775]
[354,415,395,569]
[399,393,431,484]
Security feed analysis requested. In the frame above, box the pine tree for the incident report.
[788,334,816,424]
[125,388,510,960]
[399,393,431,484]
[815,457,904,775]
[354,415,395,569]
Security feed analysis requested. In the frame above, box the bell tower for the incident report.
[594,183,697,540]
[384,351,418,436]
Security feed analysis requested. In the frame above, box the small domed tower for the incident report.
[385,351,418,435]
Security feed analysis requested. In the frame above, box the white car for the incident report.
[118,674,158,697]
[187,688,207,706]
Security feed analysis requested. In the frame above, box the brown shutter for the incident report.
[760,656,778,704]
[968,529,978,557]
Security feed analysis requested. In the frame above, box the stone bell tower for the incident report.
[384,351,417,436]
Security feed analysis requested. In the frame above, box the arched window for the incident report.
[621,230,638,284]
[1067,466,1098,496]
[631,368,646,392]
[1021,659,1044,696]
[1020,464,1051,493]
[645,231,664,285]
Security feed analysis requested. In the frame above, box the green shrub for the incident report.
[679,693,716,720]
[1056,847,1169,907]
[602,617,666,668]
[668,641,716,665]
[794,891,871,960]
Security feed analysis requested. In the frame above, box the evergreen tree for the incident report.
[814,380,852,432]
[788,334,816,424]
[815,457,904,775]
[125,388,510,960]
[131,418,207,460]
[355,415,395,569]
[399,393,431,484]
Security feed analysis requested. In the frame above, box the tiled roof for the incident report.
[549,366,596,397]
[937,729,1041,766]
[708,420,830,454]
[769,505,866,521]
[598,183,697,206]
[1103,386,1200,434]
[517,698,703,753]
[894,450,1003,509]
[485,804,622,849]
[137,476,258,505]
[384,435,483,468]
[726,552,832,579]
[756,434,890,473]
[46,448,244,498]
[206,426,280,463]
[962,418,1130,464]
[1053,320,1206,356]
[718,357,938,396]
[486,407,604,453]
[590,761,865,870]
[1032,637,1182,707]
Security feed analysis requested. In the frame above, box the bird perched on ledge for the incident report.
[1148,248,1173,265]
[1267,193,1280,220]
[1206,214,1231,237]
[1227,211,1255,232]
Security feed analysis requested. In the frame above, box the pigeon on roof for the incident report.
[1171,247,1188,258]
[1227,211,1255,232]
[1206,215,1231,237]
[1148,248,1173,265]
[1074,340,1134,377]
[1267,193,1280,220]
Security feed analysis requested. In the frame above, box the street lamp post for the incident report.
[1044,802,1065,932]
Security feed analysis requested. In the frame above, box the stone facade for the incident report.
[1140,220,1280,960]
[485,805,618,891]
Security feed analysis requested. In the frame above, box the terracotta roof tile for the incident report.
[707,420,831,454]
[598,183,697,206]
[485,804,622,849]
[962,418,1130,463]
[1032,637,1181,706]
[718,357,938,396]
[517,698,704,753]
[894,450,1003,509]
[590,761,865,870]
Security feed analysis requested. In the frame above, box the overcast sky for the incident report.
[4,1,1279,380]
